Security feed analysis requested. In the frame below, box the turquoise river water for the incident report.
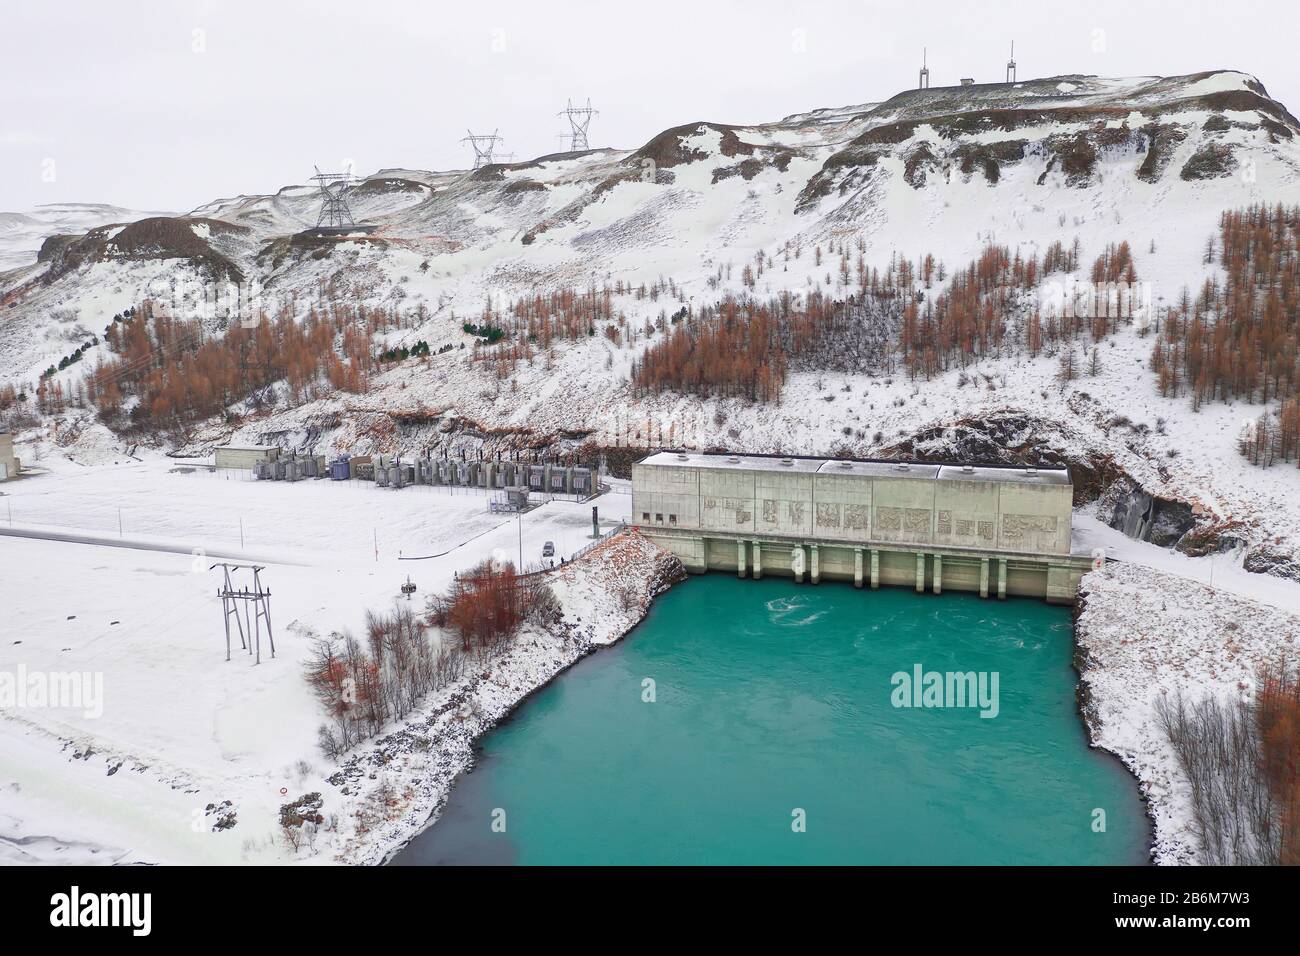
[393,575,1149,865]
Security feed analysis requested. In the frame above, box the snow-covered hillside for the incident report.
[3,69,1296,381]
[4,69,1299,575]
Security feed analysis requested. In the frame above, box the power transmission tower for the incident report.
[311,166,357,230]
[461,129,505,169]
[558,98,598,151]
[212,563,275,663]
[919,47,930,90]
[1006,41,1017,83]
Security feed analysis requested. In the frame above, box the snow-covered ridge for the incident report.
[0,203,174,273]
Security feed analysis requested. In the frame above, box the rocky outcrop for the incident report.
[1242,545,1300,582]
[1180,142,1237,180]
[1104,480,1197,548]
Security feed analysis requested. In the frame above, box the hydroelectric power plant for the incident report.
[631,452,1093,604]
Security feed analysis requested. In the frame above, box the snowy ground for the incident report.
[1075,559,1300,864]
[4,447,1300,864]
[0,453,636,864]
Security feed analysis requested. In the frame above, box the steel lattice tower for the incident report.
[212,563,275,663]
[311,166,357,230]
[919,48,930,90]
[558,99,598,152]
[1006,42,1017,83]
[462,129,505,170]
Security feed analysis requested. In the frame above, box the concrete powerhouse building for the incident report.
[631,451,1093,604]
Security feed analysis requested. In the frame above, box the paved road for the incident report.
[0,524,306,565]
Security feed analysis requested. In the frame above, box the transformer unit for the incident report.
[329,456,351,481]
[571,466,592,495]
[455,461,475,485]
[253,459,275,480]
[478,461,496,488]
[495,461,514,487]
[526,464,545,491]
[546,465,571,494]
[416,458,434,485]
[376,464,390,487]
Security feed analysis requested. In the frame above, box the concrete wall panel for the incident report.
[871,475,936,545]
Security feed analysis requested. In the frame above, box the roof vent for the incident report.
[676,454,688,462]
[779,458,794,466]
[961,465,975,474]
[1024,466,1038,476]
[726,456,740,464]
[894,463,910,472]
[838,460,854,469]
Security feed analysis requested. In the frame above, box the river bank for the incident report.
[322,531,686,865]
[1075,560,1300,865]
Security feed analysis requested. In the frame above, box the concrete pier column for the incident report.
[915,552,925,593]
[997,558,1008,600]
[979,558,990,598]
[853,548,864,588]
[793,545,805,584]
[737,539,747,578]
[752,541,763,580]
[810,544,820,584]
[932,554,942,595]
[869,549,879,590]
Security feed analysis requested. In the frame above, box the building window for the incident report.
[642,512,650,522]
[655,513,663,523]
[669,514,677,525]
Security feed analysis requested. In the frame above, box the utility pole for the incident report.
[211,563,275,663]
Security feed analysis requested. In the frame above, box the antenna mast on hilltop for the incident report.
[919,47,930,90]
[311,166,357,230]
[1006,41,1017,83]
[558,98,599,151]
[462,129,505,170]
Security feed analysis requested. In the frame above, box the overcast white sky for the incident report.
[2,0,1296,213]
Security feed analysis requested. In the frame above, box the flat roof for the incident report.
[638,452,1069,486]
[818,460,939,479]
[937,464,1070,486]
[640,451,824,473]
